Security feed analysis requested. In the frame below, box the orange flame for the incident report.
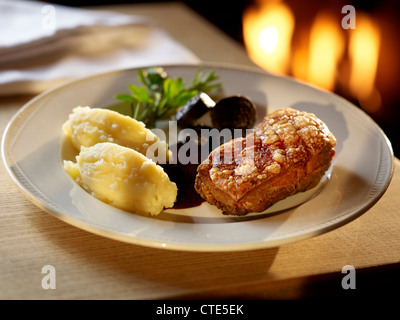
[242,0,294,74]
[348,13,381,112]
[307,12,345,91]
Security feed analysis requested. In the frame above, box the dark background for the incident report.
[40,0,400,157]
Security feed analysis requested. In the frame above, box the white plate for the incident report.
[1,64,394,251]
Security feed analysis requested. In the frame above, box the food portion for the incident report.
[210,95,256,133]
[195,107,337,216]
[174,93,257,136]
[61,67,338,217]
[64,142,177,215]
[174,92,216,128]
[63,106,171,163]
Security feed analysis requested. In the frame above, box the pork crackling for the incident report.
[195,107,337,215]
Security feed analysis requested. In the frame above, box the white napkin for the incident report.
[0,0,200,95]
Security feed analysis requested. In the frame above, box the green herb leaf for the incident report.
[114,66,221,127]
[114,93,135,102]
[128,84,150,103]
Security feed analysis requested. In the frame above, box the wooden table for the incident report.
[1,2,399,300]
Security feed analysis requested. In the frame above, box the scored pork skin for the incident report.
[195,107,337,215]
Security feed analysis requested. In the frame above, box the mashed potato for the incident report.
[64,142,177,215]
[63,106,171,163]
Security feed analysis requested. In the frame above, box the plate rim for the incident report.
[1,62,395,252]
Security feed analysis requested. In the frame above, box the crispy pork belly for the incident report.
[195,107,337,215]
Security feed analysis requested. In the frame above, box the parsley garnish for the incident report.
[114,67,221,128]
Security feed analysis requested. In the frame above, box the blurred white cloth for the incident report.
[0,0,200,95]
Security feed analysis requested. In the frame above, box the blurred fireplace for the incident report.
[241,0,400,155]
